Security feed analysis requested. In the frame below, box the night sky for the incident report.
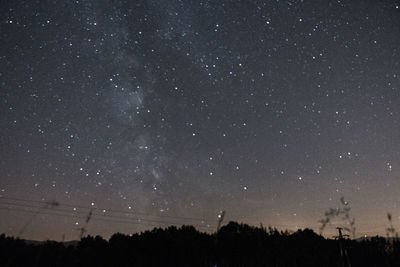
[1,0,400,241]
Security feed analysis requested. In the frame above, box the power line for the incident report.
[0,206,214,232]
[0,198,312,230]
[0,196,217,224]
[0,196,389,237]
[0,201,214,231]
[0,203,387,240]
[0,200,211,226]
[0,197,387,229]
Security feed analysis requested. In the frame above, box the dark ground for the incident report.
[1,222,399,267]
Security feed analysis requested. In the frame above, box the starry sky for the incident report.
[1,0,400,241]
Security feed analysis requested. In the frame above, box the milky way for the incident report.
[1,0,400,240]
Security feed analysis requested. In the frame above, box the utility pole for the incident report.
[335,227,351,267]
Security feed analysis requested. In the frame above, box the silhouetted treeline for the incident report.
[1,222,400,267]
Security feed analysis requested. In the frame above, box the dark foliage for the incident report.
[1,222,399,267]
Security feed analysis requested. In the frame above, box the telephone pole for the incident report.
[335,227,351,267]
